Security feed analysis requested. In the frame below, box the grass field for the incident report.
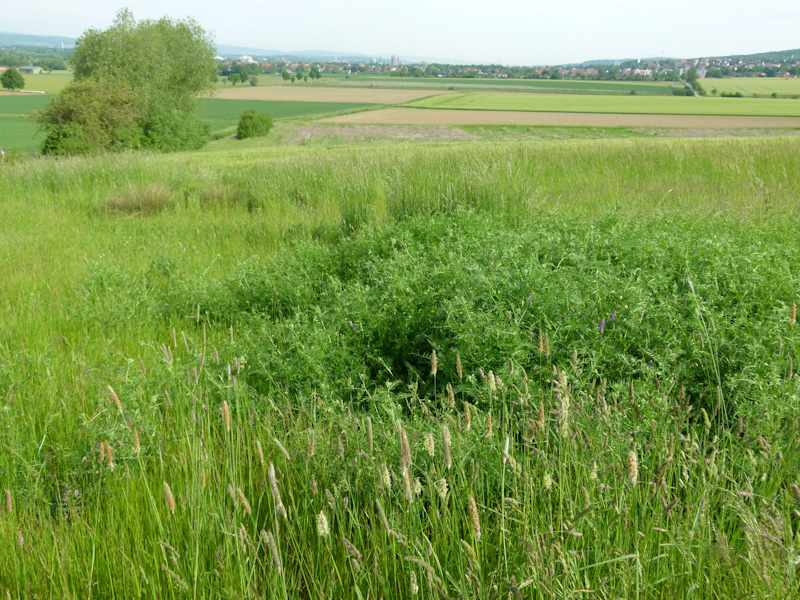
[0,96,378,151]
[1,136,799,599]
[321,74,678,95]
[0,95,53,152]
[407,91,800,116]
[19,70,73,94]
[705,77,800,97]
[197,98,376,132]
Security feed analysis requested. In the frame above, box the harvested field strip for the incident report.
[213,84,452,103]
[407,91,800,117]
[323,107,800,128]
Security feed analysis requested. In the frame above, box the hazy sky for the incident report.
[4,1,800,65]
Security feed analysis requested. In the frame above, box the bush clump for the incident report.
[237,110,273,139]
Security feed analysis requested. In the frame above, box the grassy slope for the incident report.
[409,91,800,116]
[0,137,799,598]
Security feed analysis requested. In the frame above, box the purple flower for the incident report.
[349,320,357,332]
[611,311,617,320]
[600,318,605,334]
[527,295,531,302]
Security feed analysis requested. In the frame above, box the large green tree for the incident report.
[37,9,217,154]
[0,67,25,93]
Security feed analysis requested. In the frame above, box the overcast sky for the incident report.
[4,1,800,65]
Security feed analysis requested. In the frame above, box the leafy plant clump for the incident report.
[237,110,273,139]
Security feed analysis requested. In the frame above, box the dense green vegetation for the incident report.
[408,91,800,116]
[1,137,799,598]
[37,9,217,154]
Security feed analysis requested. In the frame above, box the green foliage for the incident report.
[35,80,142,155]
[236,110,273,139]
[41,8,216,154]
[0,67,25,92]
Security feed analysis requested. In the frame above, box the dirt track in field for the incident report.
[213,86,451,104]
[322,107,800,128]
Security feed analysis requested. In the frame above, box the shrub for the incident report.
[236,110,273,139]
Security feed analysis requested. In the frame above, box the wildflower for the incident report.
[349,320,357,332]
[600,318,605,334]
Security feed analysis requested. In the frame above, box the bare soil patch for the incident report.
[323,107,800,128]
[214,86,450,104]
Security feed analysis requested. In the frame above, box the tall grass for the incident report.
[0,137,799,598]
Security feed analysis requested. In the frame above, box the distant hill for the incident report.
[0,32,76,47]
[711,49,800,62]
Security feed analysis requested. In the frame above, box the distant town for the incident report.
[216,53,800,82]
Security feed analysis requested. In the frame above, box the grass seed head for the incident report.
[431,349,438,376]
[222,401,230,431]
[442,425,452,470]
[262,530,282,572]
[410,571,419,595]
[366,417,374,453]
[468,495,481,541]
[256,440,264,466]
[274,437,290,461]
[164,482,176,514]
[424,432,435,457]
[486,412,493,438]
[436,478,448,500]
[447,382,455,409]
[6,490,12,513]
[108,385,122,413]
[268,463,288,520]
[316,511,329,538]
[133,429,141,454]
[237,488,252,515]
[792,302,797,325]
[628,450,639,485]
[456,353,463,380]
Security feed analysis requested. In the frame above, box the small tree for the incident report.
[249,76,258,86]
[239,72,249,85]
[1,68,25,93]
[228,73,239,85]
[236,110,273,139]
[281,70,291,82]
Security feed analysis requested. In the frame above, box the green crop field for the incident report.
[325,74,677,95]
[704,76,800,97]
[407,90,800,116]
[0,95,52,152]
[0,97,378,152]
[197,98,376,132]
[1,134,800,599]
[20,70,73,94]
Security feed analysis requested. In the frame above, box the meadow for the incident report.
[407,91,800,117]
[1,135,799,599]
